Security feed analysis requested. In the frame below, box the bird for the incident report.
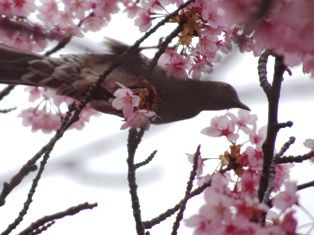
[0,39,250,124]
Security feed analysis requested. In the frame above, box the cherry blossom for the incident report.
[111,83,141,118]
[120,109,156,130]
[159,49,189,79]
[227,110,257,134]
[20,87,100,132]
[273,163,292,192]
[248,125,267,150]
[19,108,61,133]
[201,114,239,142]
[273,181,298,210]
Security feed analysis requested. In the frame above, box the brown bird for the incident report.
[0,40,249,123]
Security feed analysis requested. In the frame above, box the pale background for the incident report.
[0,12,314,234]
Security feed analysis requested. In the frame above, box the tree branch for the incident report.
[258,54,286,203]
[171,145,200,235]
[127,128,145,235]
[17,202,97,235]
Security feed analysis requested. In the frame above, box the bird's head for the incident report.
[189,80,250,111]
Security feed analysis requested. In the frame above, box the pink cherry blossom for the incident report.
[228,110,257,134]
[239,169,259,196]
[245,146,263,170]
[25,87,42,102]
[273,163,292,192]
[19,108,61,133]
[185,214,213,235]
[280,211,297,234]
[70,106,100,130]
[120,109,156,130]
[203,188,233,225]
[209,172,232,195]
[159,49,188,79]
[111,83,141,118]
[134,8,152,32]
[201,115,239,142]
[248,125,267,150]
[273,181,298,210]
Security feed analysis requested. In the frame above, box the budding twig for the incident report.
[171,145,201,235]
[0,85,15,101]
[143,179,211,229]
[297,180,314,191]
[17,202,97,235]
[276,151,314,164]
[135,150,158,169]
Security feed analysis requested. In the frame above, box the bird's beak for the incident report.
[234,99,251,111]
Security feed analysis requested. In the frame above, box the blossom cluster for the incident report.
[19,87,99,133]
[126,0,314,77]
[111,82,156,130]
[0,0,121,51]
[3,1,314,77]
[185,110,302,235]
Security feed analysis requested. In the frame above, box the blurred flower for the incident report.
[273,181,298,210]
[112,82,141,118]
[201,115,239,142]
[120,109,155,130]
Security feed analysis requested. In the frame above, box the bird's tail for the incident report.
[0,44,43,86]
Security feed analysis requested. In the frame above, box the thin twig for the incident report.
[135,150,157,169]
[297,180,314,191]
[276,151,314,164]
[0,164,37,207]
[143,180,211,229]
[0,85,15,101]
[171,145,201,235]
[274,137,295,158]
[18,202,97,235]
[0,107,16,113]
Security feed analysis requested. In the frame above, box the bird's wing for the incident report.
[0,41,158,117]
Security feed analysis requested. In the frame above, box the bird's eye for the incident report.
[223,84,231,89]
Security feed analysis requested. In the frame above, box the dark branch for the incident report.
[143,180,211,229]
[0,107,16,113]
[257,50,271,94]
[0,85,15,101]
[297,180,314,191]
[0,164,37,207]
[127,128,145,235]
[274,137,295,158]
[276,151,314,164]
[274,121,293,130]
[171,145,201,235]
[135,150,157,169]
[258,55,286,203]
[18,202,97,235]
